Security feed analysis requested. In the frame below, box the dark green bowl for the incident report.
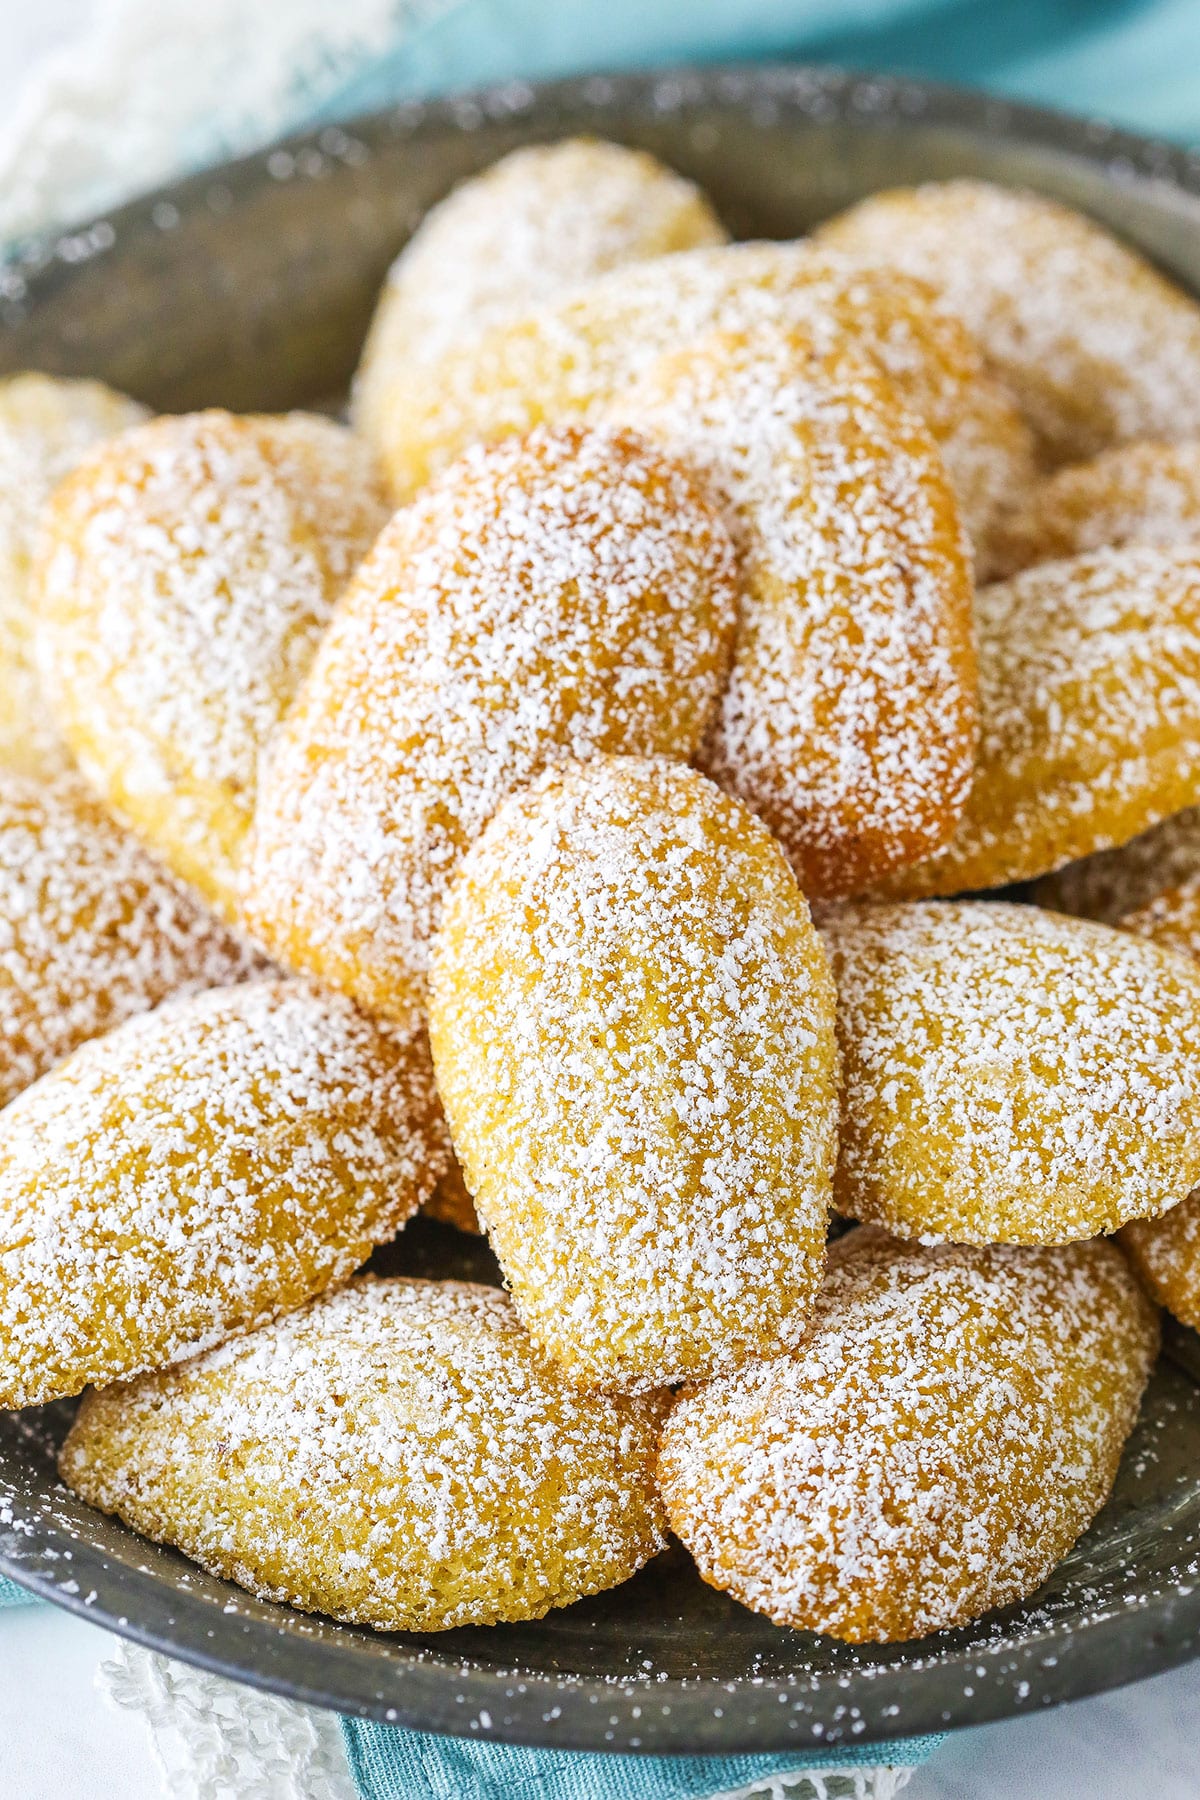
[3,63,1200,1753]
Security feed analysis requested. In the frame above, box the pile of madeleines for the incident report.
[5,139,1200,1649]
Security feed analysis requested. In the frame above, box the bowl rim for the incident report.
[3,57,1200,1753]
[3,57,1200,295]
[6,1356,1200,1753]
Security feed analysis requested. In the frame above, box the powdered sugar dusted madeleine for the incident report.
[1119,875,1200,963]
[823,901,1200,1244]
[428,757,838,1392]
[659,1228,1158,1643]
[242,424,738,1029]
[0,771,264,1109]
[1123,1195,1200,1332]
[881,547,1200,898]
[354,137,726,451]
[816,180,1200,464]
[1033,801,1200,960]
[0,980,446,1409]
[35,410,390,920]
[0,373,146,778]
[992,439,1200,579]
[612,323,976,896]
[60,1277,667,1630]
[376,241,1035,573]
[1035,806,1200,926]
[424,1155,483,1234]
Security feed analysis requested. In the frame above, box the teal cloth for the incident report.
[0,1575,35,1606]
[318,0,1200,141]
[6,3,1200,1796]
[341,1723,947,1799]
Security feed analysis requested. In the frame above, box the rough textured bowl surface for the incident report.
[3,63,1200,1752]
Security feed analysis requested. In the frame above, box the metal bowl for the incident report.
[3,63,1200,1754]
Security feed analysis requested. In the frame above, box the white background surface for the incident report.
[0,5,93,116]
[3,7,1200,1796]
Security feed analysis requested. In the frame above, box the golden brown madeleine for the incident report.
[612,323,976,896]
[1118,875,1200,963]
[991,439,1200,578]
[0,979,446,1408]
[659,1228,1158,1644]
[815,180,1200,464]
[1034,806,1200,926]
[354,137,726,450]
[0,770,265,1109]
[35,410,390,919]
[1114,854,1200,1328]
[374,240,1036,574]
[1123,1195,1200,1331]
[241,424,738,1030]
[428,757,838,1392]
[0,373,147,778]
[423,1154,483,1234]
[60,1277,668,1631]
[881,548,1200,898]
[824,900,1200,1244]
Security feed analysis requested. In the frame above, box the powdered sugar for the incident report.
[61,1275,668,1631]
[0,371,146,777]
[992,438,1200,578]
[1119,873,1200,961]
[823,899,1200,1244]
[0,978,446,1407]
[0,770,264,1108]
[1037,805,1200,924]
[4,147,1194,1692]
[1124,1191,1200,1332]
[429,757,838,1391]
[376,240,1037,574]
[243,423,738,1027]
[354,136,725,445]
[610,324,976,896]
[36,409,390,915]
[884,546,1200,897]
[816,180,1200,464]
[660,1228,1158,1641]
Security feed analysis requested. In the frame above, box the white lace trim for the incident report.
[0,0,463,244]
[98,1640,358,1800]
[98,1639,916,1800]
[714,1767,915,1800]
